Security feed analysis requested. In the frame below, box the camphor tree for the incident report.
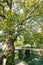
[0,0,43,65]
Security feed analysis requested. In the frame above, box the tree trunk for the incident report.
[2,32,15,65]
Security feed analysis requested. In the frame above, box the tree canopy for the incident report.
[0,0,43,48]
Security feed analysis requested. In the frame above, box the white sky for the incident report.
[0,30,3,34]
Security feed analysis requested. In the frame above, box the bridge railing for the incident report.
[15,47,43,58]
[0,47,43,59]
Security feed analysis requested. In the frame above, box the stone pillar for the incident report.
[19,49,23,59]
[25,50,30,58]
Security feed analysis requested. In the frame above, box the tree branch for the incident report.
[16,1,41,27]
[0,0,12,10]
[0,14,6,19]
[4,0,12,10]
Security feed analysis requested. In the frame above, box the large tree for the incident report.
[0,0,43,65]
[0,0,43,42]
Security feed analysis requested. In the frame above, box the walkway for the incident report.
[15,60,28,65]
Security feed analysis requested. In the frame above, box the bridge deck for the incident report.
[15,47,43,51]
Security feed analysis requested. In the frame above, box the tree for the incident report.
[0,0,43,65]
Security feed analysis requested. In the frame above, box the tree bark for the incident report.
[2,32,15,65]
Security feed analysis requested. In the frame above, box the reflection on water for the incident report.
[24,56,43,65]
[32,58,40,65]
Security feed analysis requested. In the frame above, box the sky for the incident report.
[0,30,3,34]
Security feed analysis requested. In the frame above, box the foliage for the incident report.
[0,0,43,48]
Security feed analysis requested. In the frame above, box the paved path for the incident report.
[15,60,28,65]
